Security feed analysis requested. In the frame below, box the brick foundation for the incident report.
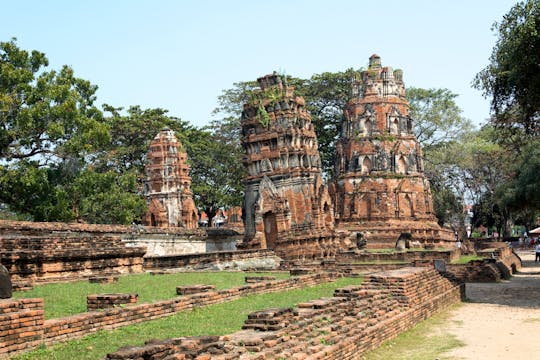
[176,285,216,295]
[0,298,44,356]
[105,267,462,359]
[87,293,138,310]
[3,273,338,357]
[0,234,146,287]
[446,245,522,282]
[143,249,281,271]
[0,220,151,287]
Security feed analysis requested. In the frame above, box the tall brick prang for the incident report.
[333,55,454,247]
[240,73,352,258]
[143,129,198,228]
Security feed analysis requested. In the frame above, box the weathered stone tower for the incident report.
[143,129,198,228]
[241,73,351,258]
[333,55,454,247]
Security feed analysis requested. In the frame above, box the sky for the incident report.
[1,0,519,128]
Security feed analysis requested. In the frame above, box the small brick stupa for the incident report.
[332,55,454,247]
[240,73,352,258]
[143,129,198,228]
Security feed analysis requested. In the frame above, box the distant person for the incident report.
[535,242,540,262]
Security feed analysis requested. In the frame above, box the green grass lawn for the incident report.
[13,276,363,360]
[451,255,485,264]
[12,271,289,319]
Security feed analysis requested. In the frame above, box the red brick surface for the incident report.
[143,129,198,229]
[105,267,462,359]
[240,73,353,259]
[333,55,454,247]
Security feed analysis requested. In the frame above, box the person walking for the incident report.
[535,241,540,262]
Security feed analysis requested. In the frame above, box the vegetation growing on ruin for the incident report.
[12,271,289,319]
[12,277,363,360]
[451,255,486,264]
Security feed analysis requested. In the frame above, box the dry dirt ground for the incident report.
[442,250,540,360]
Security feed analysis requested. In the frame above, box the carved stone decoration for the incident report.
[0,264,12,299]
[240,73,352,259]
[143,129,198,228]
[333,55,454,248]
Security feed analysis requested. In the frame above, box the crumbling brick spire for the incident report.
[333,56,454,247]
[240,73,351,258]
[143,128,198,228]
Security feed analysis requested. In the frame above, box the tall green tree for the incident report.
[293,69,361,175]
[406,87,473,151]
[474,0,540,137]
[96,105,192,175]
[0,38,109,165]
[185,126,244,222]
[406,87,475,228]
[0,40,150,224]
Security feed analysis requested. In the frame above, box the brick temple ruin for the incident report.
[143,128,198,228]
[332,55,454,248]
[0,55,527,359]
[240,73,353,258]
[239,59,454,255]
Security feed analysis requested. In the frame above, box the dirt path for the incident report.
[443,251,540,360]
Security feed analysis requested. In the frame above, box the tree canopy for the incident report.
[0,39,248,224]
[0,38,109,166]
[474,0,540,137]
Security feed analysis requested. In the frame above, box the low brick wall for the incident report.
[2,273,338,356]
[0,234,146,287]
[446,245,522,282]
[337,248,461,263]
[106,267,462,359]
[446,261,502,282]
[86,294,138,310]
[0,298,44,357]
[143,249,281,271]
[0,219,204,236]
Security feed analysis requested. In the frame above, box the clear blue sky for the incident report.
[2,0,518,128]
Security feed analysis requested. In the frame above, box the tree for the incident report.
[0,40,186,224]
[185,125,244,223]
[406,87,475,228]
[66,169,146,224]
[496,138,540,231]
[0,38,109,166]
[406,87,473,152]
[474,0,540,137]
[293,69,361,176]
[96,105,192,175]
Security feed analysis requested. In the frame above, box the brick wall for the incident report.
[337,248,460,263]
[2,273,338,356]
[143,249,281,271]
[446,245,521,283]
[105,267,462,359]
[0,219,204,236]
[0,298,44,356]
[0,234,146,287]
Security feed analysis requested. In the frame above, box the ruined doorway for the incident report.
[358,195,371,219]
[399,194,413,218]
[151,214,157,227]
[263,212,278,249]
